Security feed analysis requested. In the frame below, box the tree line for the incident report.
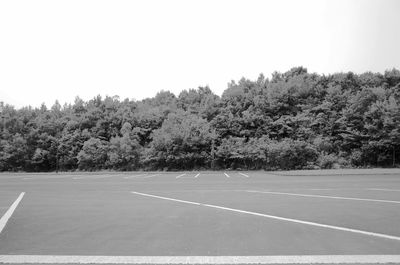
[1,67,400,172]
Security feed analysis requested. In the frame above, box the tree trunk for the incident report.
[393,147,396,167]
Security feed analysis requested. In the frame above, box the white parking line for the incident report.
[246,190,400,204]
[1,255,400,264]
[124,174,147,179]
[23,175,75,180]
[194,173,200,178]
[73,175,115,180]
[224,173,230,178]
[143,174,160,178]
[175,174,186,179]
[308,188,339,191]
[131,191,400,242]
[238,173,249,178]
[22,174,96,180]
[0,192,25,234]
[368,188,400,192]
[1,175,48,180]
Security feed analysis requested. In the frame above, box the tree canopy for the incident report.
[1,67,400,171]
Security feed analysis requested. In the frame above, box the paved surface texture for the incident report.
[0,170,400,264]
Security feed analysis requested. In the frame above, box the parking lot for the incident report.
[0,169,400,264]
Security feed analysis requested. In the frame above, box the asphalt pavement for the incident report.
[0,170,400,264]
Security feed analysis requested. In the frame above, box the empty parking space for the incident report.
[245,190,400,204]
[139,188,400,238]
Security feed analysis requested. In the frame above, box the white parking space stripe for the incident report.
[131,191,400,242]
[23,175,77,180]
[194,173,200,178]
[143,174,160,178]
[246,190,400,204]
[124,174,147,179]
[309,188,339,191]
[368,188,400,192]
[0,192,25,234]
[1,255,400,264]
[91,175,117,179]
[238,173,249,178]
[73,175,115,180]
[224,173,230,178]
[175,174,186,179]
[78,174,106,179]
[1,175,46,179]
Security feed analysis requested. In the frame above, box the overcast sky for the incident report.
[1,0,399,108]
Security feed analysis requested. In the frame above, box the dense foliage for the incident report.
[1,67,400,171]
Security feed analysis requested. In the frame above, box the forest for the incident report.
[1,67,400,172]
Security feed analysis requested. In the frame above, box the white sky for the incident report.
[1,0,399,108]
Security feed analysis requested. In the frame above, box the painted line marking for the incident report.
[224,172,230,178]
[238,173,250,178]
[73,176,93,180]
[141,189,248,193]
[194,173,200,178]
[124,174,147,179]
[1,175,48,179]
[0,192,25,234]
[73,175,115,180]
[22,174,89,180]
[23,176,66,180]
[175,174,186,179]
[368,188,400,192]
[1,255,400,264]
[131,191,400,242]
[246,190,400,204]
[143,174,160,178]
[309,188,339,191]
